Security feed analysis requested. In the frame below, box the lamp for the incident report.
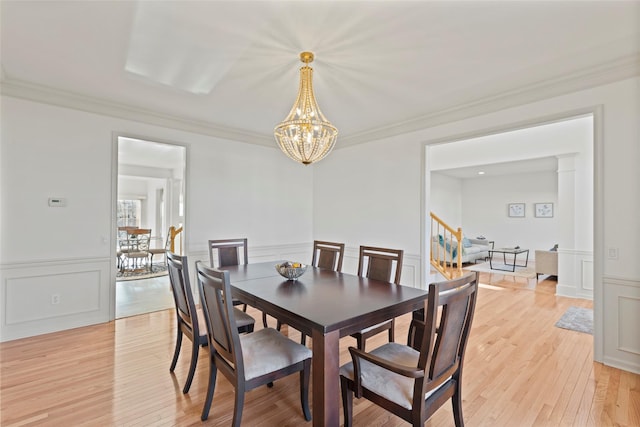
[274,52,338,165]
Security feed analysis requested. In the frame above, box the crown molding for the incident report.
[339,54,640,148]
[0,78,274,147]
[1,54,638,149]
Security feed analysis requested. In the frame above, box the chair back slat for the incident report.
[418,272,478,392]
[196,262,243,377]
[208,238,248,268]
[357,246,403,285]
[166,252,199,337]
[312,240,345,272]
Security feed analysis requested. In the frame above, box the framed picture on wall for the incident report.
[534,202,554,218]
[508,203,525,217]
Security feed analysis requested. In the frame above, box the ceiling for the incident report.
[1,1,639,149]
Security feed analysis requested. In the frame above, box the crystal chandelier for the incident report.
[274,52,338,165]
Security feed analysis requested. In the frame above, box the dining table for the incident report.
[224,261,431,427]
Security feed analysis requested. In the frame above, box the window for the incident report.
[117,200,141,228]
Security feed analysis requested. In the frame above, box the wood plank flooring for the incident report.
[1,273,639,426]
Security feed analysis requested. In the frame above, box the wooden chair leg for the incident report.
[231,388,246,427]
[200,361,218,421]
[182,340,200,393]
[389,319,395,343]
[169,329,182,372]
[300,359,312,421]
[452,387,464,427]
[341,376,354,427]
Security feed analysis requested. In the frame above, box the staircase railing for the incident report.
[166,225,184,255]
[429,212,463,280]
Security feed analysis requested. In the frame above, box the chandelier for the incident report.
[274,52,338,165]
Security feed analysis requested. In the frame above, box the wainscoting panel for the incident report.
[581,259,594,291]
[617,296,640,355]
[6,271,100,324]
[556,249,593,299]
[0,258,111,342]
[603,276,640,374]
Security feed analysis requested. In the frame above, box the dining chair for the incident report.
[116,226,137,269]
[196,261,312,424]
[208,238,249,268]
[120,228,151,271]
[208,237,273,329]
[294,239,346,345]
[311,240,345,271]
[148,228,172,267]
[208,237,250,308]
[340,271,479,427]
[350,245,404,351]
[167,252,255,395]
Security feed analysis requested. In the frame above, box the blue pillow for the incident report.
[439,234,457,259]
[462,237,472,248]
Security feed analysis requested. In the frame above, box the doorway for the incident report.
[426,114,594,298]
[115,136,186,318]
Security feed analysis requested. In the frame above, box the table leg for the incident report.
[312,328,340,427]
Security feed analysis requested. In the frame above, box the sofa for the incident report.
[431,236,492,265]
[535,250,558,279]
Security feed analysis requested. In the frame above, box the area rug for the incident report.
[463,261,536,279]
[555,306,593,334]
[116,264,168,281]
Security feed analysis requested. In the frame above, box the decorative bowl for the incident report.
[275,262,308,281]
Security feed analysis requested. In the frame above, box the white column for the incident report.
[556,154,593,299]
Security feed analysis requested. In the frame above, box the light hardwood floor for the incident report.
[1,273,638,426]
[116,274,174,319]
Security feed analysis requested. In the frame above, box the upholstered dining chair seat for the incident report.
[339,342,448,410]
[240,328,312,380]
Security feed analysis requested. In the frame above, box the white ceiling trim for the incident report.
[341,54,640,147]
[0,78,272,147]
[2,54,638,149]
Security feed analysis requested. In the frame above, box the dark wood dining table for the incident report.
[224,261,430,427]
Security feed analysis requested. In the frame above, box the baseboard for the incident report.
[602,356,640,376]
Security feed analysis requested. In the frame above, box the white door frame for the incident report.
[421,105,602,362]
[109,133,189,320]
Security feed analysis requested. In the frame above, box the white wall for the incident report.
[0,96,313,341]
[118,176,149,201]
[460,171,560,251]
[314,76,640,374]
[429,173,462,227]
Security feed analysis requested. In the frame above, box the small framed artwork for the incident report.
[534,203,554,218]
[508,203,525,218]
